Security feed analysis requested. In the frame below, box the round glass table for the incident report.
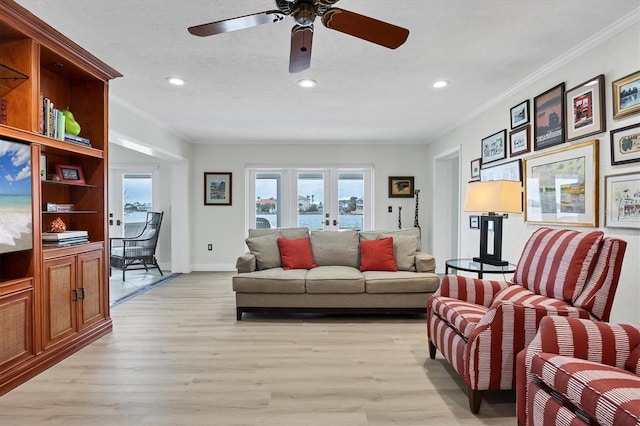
[445,258,517,279]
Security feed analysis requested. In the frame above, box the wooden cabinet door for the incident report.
[42,256,77,350]
[77,250,105,331]
[0,281,35,372]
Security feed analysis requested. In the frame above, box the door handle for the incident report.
[116,219,121,226]
[333,219,338,226]
[325,220,330,226]
[109,219,113,225]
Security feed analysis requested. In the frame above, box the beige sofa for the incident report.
[232,227,440,320]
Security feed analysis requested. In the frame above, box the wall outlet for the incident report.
[388,206,392,213]
[207,243,213,251]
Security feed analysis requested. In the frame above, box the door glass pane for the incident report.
[297,173,324,230]
[338,172,364,231]
[256,173,281,229]
[123,173,152,237]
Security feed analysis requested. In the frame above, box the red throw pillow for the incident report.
[277,237,317,270]
[359,237,397,272]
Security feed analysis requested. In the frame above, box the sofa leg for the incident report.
[236,308,243,321]
[428,340,437,359]
[468,388,483,414]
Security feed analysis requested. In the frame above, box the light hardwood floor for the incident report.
[0,272,517,425]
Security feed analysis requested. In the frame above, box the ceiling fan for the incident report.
[188,0,410,73]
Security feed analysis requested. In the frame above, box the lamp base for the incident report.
[473,257,509,267]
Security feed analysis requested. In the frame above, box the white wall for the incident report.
[425,22,640,323]
[190,143,429,270]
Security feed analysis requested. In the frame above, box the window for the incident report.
[247,166,373,231]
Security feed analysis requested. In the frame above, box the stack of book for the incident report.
[42,230,89,247]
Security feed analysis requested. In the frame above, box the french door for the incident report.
[108,165,159,238]
[248,166,373,231]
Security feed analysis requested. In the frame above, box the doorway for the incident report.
[432,148,460,274]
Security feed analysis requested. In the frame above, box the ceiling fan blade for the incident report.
[321,8,409,49]
[188,10,286,37]
[289,25,314,73]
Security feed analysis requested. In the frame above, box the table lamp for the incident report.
[464,180,522,266]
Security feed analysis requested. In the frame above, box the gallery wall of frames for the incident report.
[469,70,640,230]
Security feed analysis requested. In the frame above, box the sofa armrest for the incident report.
[236,252,257,273]
[415,252,436,273]
[435,274,511,307]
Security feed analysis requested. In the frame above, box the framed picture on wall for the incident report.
[481,129,507,164]
[533,83,566,151]
[480,159,522,182]
[613,70,640,120]
[204,172,232,205]
[469,215,479,229]
[509,125,530,157]
[470,158,481,179]
[510,99,530,129]
[388,176,414,198]
[604,172,640,229]
[610,123,640,165]
[523,139,598,227]
[565,74,606,142]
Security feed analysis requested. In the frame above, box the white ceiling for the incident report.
[14,1,639,145]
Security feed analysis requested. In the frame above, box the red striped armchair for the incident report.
[427,228,627,414]
[516,316,640,426]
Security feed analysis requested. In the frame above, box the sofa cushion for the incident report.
[626,344,640,375]
[359,237,398,272]
[248,227,309,239]
[310,230,359,267]
[232,268,307,293]
[305,266,364,293]
[363,271,440,294]
[277,237,317,270]
[360,227,422,250]
[245,233,281,270]
[512,228,603,302]
[531,352,640,426]
[381,234,418,271]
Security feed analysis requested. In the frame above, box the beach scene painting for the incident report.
[0,139,33,254]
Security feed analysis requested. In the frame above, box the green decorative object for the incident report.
[61,109,81,136]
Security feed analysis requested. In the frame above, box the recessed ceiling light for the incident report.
[166,77,185,86]
[433,80,449,88]
[297,79,317,88]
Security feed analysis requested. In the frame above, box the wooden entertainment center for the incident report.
[0,1,121,395]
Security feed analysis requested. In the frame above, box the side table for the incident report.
[445,258,516,279]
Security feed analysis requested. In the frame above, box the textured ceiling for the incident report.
[14,0,639,145]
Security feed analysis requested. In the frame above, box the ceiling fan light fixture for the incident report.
[166,77,186,86]
[297,78,317,88]
[433,80,449,89]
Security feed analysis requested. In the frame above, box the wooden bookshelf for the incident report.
[0,1,121,395]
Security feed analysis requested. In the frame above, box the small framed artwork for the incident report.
[510,99,530,129]
[565,74,606,142]
[54,163,85,184]
[469,215,479,229]
[534,83,566,151]
[604,172,640,229]
[509,125,530,157]
[523,139,598,227]
[204,172,232,206]
[610,123,640,165]
[470,158,481,179]
[481,129,507,165]
[388,176,414,198]
[613,70,640,120]
[481,159,522,182]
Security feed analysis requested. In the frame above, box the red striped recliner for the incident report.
[427,228,627,414]
[516,316,640,426]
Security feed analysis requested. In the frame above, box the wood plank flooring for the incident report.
[0,272,517,425]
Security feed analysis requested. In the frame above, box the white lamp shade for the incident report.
[464,180,522,214]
